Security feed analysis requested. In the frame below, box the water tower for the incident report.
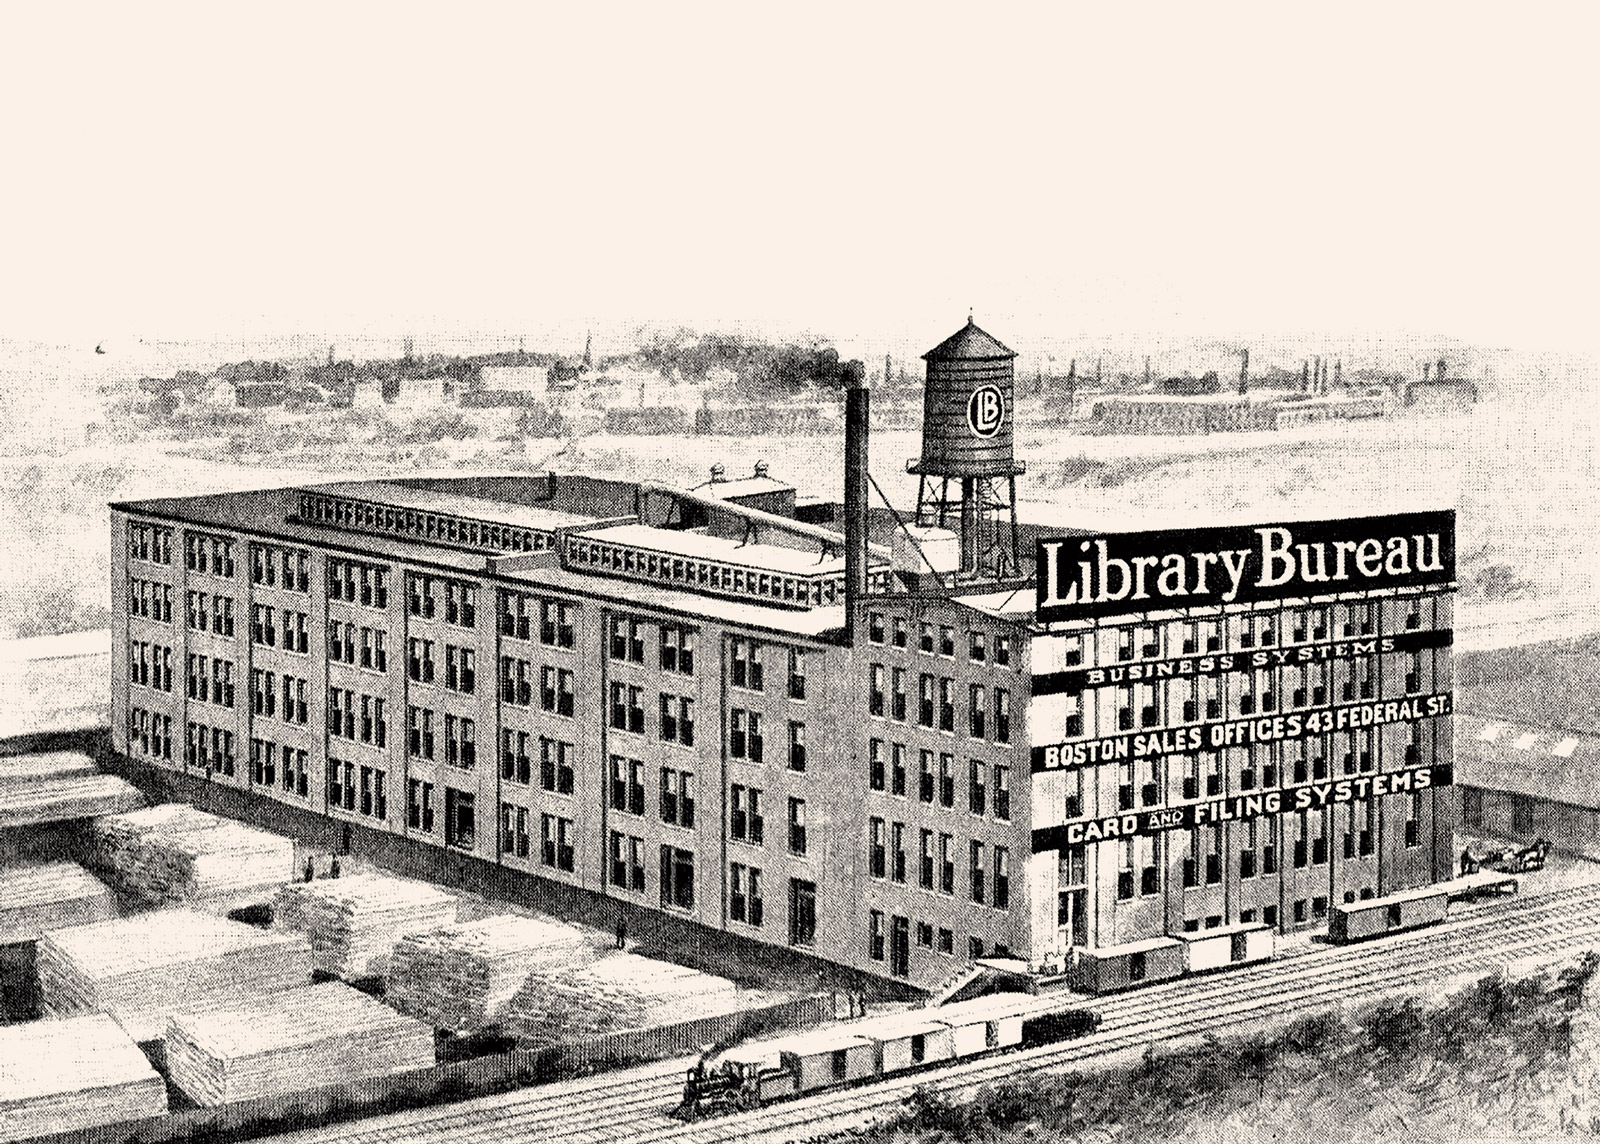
[907,316,1025,579]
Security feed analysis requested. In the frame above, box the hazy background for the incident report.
[1,2,1596,647]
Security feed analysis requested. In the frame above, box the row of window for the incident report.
[406,707,477,768]
[501,658,576,714]
[328,758,388,819]
[606,684,699,746]
[251,606,310,653]
[1107,801,1425,901]
[250,738,311,797]
[728,709,809,770]
[187,592,236,637]
[1061,727,1430,817]
[405,781,477,850]
[128,523,173,565]
[501,805,576,871]
[867,741,1013,820]
[606,756,697,828]
[298,491,552,554]
[127,707,172,761]
[185,655,235,707]
[326,557,391,609]
[408,640,477,693]
[186,721,236,775]
[868,911,1001,974]
[501,732,575,793]
[185,533,236,578]
[250,669,309,724]
[129,641,174,692]
[327,688,387,747]
[869,668,1013,743]
[608,616,696,676]
[408,574,478,628]
[866,614,1014,669]
[130,579,174,623]
[251,544,311,593]
[502,591,576,648]
[867,821,1013,907]
[328,622,387,671]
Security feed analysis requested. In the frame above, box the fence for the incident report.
[31,993,834,1144]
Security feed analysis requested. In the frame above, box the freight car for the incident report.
[675,994,1101,1117]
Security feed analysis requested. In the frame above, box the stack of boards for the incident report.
[0,861,114,945]
[87,803,296,908]
[504,952,741,1044]
[0,750,142,829]
[387,914,599,1032]
[274,874,459,979]
[36,908,314,1041]
[165,982,435,1107]
[0,1013,167,1142]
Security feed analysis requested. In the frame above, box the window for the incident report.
[969,759,987,816]
[939,833,955,894]
[501,729,530,784]
[500,590,534,641]
[995,634,1011,666]
[969,841,986,904]
[869,665,886,717]
[892,743,907,797]
[868,612,885,644]
[541,667,575,717]
[730,709,764,762]
[918,674,935,728]
[1139,835,1160,896]
[730,862,764,925]
[539,738,574,795]
[610,616,645,663]
[730,638,764,690]
[939,626,956,657]
[731,783,764,845]
[870,818,886,878]
[609,682,644,732]
[938,678,955,732]
[1240,819,1258,879]
[408,781,435,833]
[891,668,906,721]
[1118,838,1136,900]
[870,910,886,961]
[788,798,807,856]
[660,767,695,828]
[660,624,695,674]
[893,617,908,648]
[408,638,435,684]
[968,630,986,662]
[869,739,886,791]
[891,822,906,883]
[443,646,476,694]
[540,600,576,649]
[502,804,530,858]
[994,846,1010,908]
[969,685,986,739]
[995,689,1011,744]
[1406,791,1423,848]
[919,829,935,889]
[788,878,816,947]
[788,722,807,771]
[443,788,475,850]
[994,765,1010,820]
[660,694,695,745]
[444,715,476,769]
[659,846,695,910]
[788,649,807,700]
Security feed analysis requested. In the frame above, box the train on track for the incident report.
[675,994,1101,1117]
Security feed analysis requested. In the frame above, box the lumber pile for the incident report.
[164,981,435,1107]
[0,1012,167,1141]
[387,914,601,1032]
[0,862,115,945]
[0,773,143,829]
[36,908,314,1041]
[503,951,741,1044]
[86,803,295,907]
[274,874,459,980]
[0,750,99,785]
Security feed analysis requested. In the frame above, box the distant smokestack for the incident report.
[843,360,869,644]
[1302,361,1310,391]
[884,352,891,386]
[1423,362,1432,382]
[1334,359,1342,388]
[1144,356,1151,385]
[1096,357,1103,384]
[1436,357,1447,382]
[1239,349,1249,395]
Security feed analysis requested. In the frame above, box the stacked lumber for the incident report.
[274,874,459,980]
[503,952,741,1044]
[0,751,98,785]
[0,773,143,829]
[0,862,115,945]
[387,914,601,1031]
[87,804,295,907]
[0,1013,167,1141]
[36,908,314,1041]
[164,981,435,1107]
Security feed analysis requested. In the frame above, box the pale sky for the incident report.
[2,3,1596,359]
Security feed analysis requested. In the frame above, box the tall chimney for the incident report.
[1239,348,1250,395]
[843,360,869,644]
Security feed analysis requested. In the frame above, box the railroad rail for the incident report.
[270,880,1600,1144]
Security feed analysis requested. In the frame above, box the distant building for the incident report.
[480,366,550,395]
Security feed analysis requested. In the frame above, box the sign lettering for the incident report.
[967,385,1004,438]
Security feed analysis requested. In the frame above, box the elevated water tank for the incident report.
[910,317,1022,478]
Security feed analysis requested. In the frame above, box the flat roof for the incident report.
[309,480,601,533]
[575,522,848,576]
[1455,713,1600,811]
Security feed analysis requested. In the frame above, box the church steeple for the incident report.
[583,331,593,369]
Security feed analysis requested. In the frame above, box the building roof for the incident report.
[922,317,1016,362]
[1455,713,1600,811]
[694,475,795,501]
[312,480,600,534]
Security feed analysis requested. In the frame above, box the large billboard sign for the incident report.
[1035,510,1455,624]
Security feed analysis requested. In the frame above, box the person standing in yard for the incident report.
[615,915,627,949]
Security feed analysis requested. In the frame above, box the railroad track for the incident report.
[273,881,1600,1144]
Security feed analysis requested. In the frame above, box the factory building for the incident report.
[110,318,1458,990]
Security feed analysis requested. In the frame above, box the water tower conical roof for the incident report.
[922,317,1016,362]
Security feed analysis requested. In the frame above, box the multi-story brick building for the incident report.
[110,321,1458,990]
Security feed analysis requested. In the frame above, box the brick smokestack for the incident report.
[843,360,869,644]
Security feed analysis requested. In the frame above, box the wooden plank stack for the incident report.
[0,1012,168,1142]
[0,862,115,945]
[0,773,143,829]
[86,804,296,908]
[273,874,459,980]
[502,952,742,1045]
[35,908,315,1041]
[0,751,99,785]
[386,914,601,1032]
[164,981,435,1107]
